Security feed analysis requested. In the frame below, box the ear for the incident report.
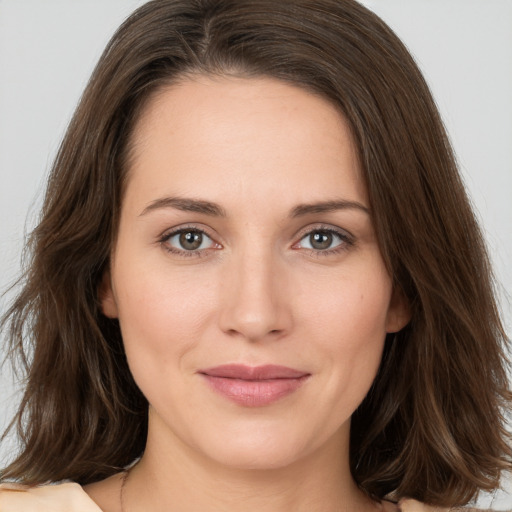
[98,269,119,319]
[385,286,411,333]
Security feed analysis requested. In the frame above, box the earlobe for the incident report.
[98,270,119,319]
[386,286,411,333]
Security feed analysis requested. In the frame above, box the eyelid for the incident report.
[293,223,354,242]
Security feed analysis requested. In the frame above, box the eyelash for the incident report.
[158,225,218,258]
[158,224,354,258]
[293,225,354,258]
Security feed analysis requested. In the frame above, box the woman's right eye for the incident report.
[160,228,219,255]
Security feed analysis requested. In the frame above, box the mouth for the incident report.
[198,364,311,407]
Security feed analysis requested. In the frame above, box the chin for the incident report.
[192,424,324,472]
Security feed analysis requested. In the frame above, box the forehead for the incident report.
[124,75,367,212]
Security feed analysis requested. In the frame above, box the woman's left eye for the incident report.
[161,228,217,254]
[295,229,351,253]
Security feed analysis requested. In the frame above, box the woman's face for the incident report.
[101,75,408,470]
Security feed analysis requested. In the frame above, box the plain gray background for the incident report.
[1,0,511,508]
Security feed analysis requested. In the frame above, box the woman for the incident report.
[0,0,510,510]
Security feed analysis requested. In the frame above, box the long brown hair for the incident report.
[1,0,510,506]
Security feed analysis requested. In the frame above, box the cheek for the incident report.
[299,257,392,345]
[112,257,216,373]
[296,259,392,404]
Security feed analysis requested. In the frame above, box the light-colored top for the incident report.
[0,482,102,511]
[0,482,501,511]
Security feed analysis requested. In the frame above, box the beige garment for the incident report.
[0,482,102,511]
[0,482,503,511]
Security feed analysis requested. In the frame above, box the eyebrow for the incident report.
[140,197,227,217]
[139,196,369,218]
[290,199,370,217]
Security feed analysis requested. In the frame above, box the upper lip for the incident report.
[199,364,309,380]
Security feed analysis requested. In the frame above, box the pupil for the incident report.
[180,231,202,250]
[311,231,332,250]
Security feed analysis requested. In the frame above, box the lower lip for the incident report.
[201,375,309,407]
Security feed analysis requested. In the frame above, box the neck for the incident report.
[123,412,379,512]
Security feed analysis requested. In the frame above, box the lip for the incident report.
[198,364,310,407]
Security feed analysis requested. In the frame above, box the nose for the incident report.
[218,248,293,342]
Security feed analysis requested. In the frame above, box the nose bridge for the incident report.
[219,242,290,341]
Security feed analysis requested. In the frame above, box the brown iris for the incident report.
[310,231,333,250]
[179,231,203,250]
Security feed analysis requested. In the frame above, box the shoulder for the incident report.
[0,481,103,511]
